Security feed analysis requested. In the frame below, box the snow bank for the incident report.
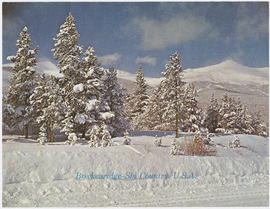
[2,132,269,207]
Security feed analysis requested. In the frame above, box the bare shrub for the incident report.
[171,134,216,156]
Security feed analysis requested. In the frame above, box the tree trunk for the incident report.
[82,130,85,138]
[25,124,29,138]
[48,125,54,142]
[48,128,51,142]
[175,112,179,138]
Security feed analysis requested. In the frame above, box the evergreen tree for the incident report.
[29,74,63,143]
[126,65,149,129]
[74,46,107,139]
[159,51,186,137]
[2,95,17,133]
[181,84,204,132]
[6,26,38,138]
[141,86,165,130]
[52,12,83,140]
[249,110,268,136]
[216,93,238,134]
[80,47,115,146]
[104,67,129,137]
[204,93,220,133]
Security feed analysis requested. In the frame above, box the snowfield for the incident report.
[2,132,269,207]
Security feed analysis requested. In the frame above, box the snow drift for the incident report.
[2,132,269,207]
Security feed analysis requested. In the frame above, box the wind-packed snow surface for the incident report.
[2,132,269,207]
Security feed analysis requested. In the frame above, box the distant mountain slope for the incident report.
[184,60,269,86]
[3,59,268,88]
[117,60,269,87]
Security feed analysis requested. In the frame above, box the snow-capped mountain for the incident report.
[117,59,269,87]
[184,60,269,86]
[3,59,268,87]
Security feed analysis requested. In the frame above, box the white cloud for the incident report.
[129,15,211,50]
[99,53,121,66]
[36,57,62,77]
[235,18,268,41]
[136,56,157,66]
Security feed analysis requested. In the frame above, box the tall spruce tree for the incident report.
[181,83,204,132]
[104,67,129,137]
[52,12,83,140]
[29,74,63,143]
[204,93,220,133]
[216,93,237,134]
[6,26,38,138]
[159,51,185,137]
[141,85,166,130]
[81,47,114,145]
[126,65,149,129]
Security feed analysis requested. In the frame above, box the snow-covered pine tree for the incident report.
[240,105,254,135]
[104,67,129,137]
[234,97,245,133]
[126,65,149,129]
[52,12,83,140]
[215,93,238,134]
[80,47,115,146]
[29,74,63,143]
[2,95,17,133]
[159,51,186,137]
[204,93,220,133]
[73,46,104,140]
[181,83,204,132]
[141,85,165,130]
[249,110,268,136]
[6,26,38,138]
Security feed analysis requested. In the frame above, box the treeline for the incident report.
[126,56,268,137]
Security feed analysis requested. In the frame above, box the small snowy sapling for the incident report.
[154,135,162,146]
[123,131,131,145]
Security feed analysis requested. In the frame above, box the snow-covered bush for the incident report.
[203,132,215,145]
[170,139,182,155]
[154,135,162,147]
[123,131,131,145]
[228,136,241,148]
[88,124,113,148]
[88,126,100,147]
[65,133,78,145]
[100,127,113,147]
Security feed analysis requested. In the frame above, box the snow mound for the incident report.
[2,132,268,207]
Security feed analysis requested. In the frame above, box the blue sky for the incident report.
[2,2,269,77]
